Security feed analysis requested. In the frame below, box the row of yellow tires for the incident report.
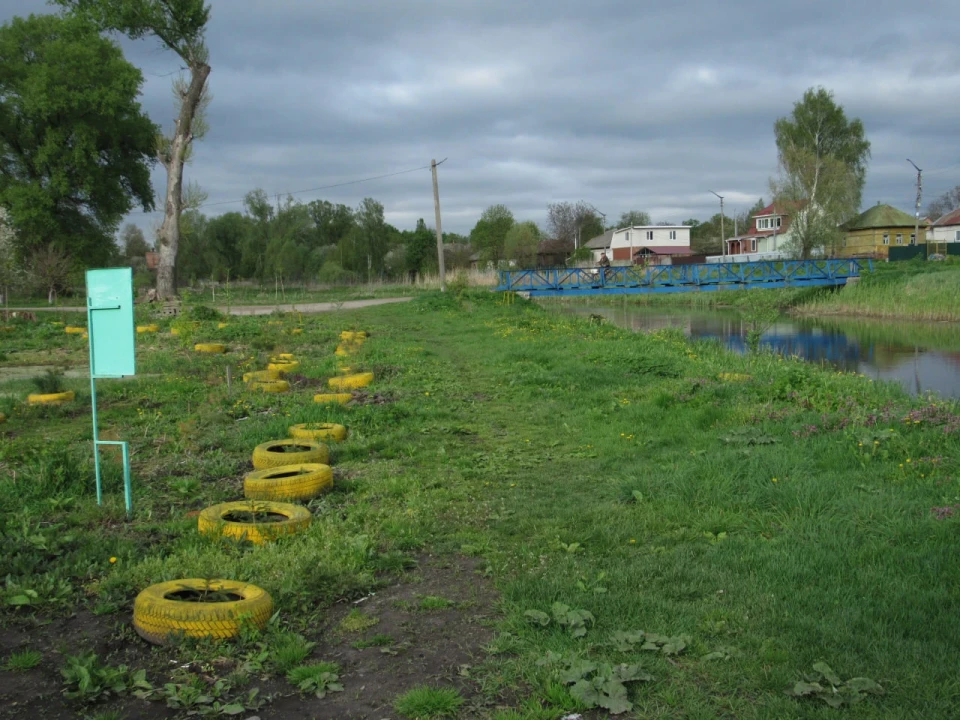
[132,335,365,644]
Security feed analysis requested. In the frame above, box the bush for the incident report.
[318,262,357,285]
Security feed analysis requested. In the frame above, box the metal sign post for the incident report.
[86,268,137,516]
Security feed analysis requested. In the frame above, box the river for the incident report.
[564,304,960,399]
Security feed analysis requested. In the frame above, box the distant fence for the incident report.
[889,243,960,261]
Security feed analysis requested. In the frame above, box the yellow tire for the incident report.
[335,365,353,375]
[28,390,75,405]
[276,353,296,360]
[252,438,329,469]
[250,379,290,393]
[339,331,368,341]
[132,579,273,646]
[334,344,353,357]
[244,463,333,501]
[267,361,300,374]
[291,328,303,335]
[289,422,348,443]
[0,412,7,424]
[136,324,159,334]
[195,343,227,354]
[65,326,86,335]
[243,369,281,383]
[217,322,229,329]
[328,372,373,391]
[198,500,311,545]
[314,393,353,405]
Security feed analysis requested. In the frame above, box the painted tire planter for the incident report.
[244,463,334,502]
[339,331,368,341]
[334,344,354,357]
[250,379,290,393]
[132,579,274,645]
[314,392,353,405]
[194,343,227,354]
[65,326,86,335]
[243,369,281,383]
[289,422,348,443]
[198,500,311,545]
[28,390,75,406]
[328,372,373,391]
[252,438,329,469]
[136,324,159,334]
[267,360,300,374]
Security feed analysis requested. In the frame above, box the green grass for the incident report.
[1,290,959,717]
[4,649,42,671]
[394,686,465,719]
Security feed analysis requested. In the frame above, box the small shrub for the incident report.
[418,595,455,610]
[270,633,315,672]
[30,368,65,394]
[183,304,223,322]
[287,662,343,698]
[394,685,464,719]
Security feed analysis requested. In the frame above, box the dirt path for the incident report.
[9,297,414,315]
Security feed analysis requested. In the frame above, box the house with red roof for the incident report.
[929,207,960,245]
[725,202,796,257]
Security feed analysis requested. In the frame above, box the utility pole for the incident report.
[431,159,447,292]
[710,191,725,259]
[907,159,922,254]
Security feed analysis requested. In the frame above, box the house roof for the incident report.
[585,230,613,249]
[753,200,804,217]
[845,203,922,230]
[932,207,960,227]
[633,246,694,256]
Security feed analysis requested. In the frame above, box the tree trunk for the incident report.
[156,62,211,299]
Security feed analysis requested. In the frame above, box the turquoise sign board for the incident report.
[86,268,136,378]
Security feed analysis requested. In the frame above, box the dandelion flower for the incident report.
[771,478,778,483]
[109,557,117,564]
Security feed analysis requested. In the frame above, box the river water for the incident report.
[565,304,960,399]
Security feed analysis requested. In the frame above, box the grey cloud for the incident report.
[4,0,960,236]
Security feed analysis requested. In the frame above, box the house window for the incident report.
[776,217,782,228]
[955,230,960,242]
[896,234,903,245]
[910,234,916,244]
[624,231,630,244]
[882,234,889,245]
[756,219,762,230]
[646,231,653,241]
[751,239,757,252]
[669,230,676,240]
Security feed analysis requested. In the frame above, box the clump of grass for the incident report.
[270,632,316,672]
[418,595,455,610]
[30,367,65,394]
[394,685,464,719]
[351,633,393,649]
[4,649,42,671]
[287,661,343,698]
[338,609,379,633]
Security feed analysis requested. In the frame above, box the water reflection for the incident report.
[567,305,960,398]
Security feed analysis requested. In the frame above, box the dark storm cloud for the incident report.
[5,0,960,234]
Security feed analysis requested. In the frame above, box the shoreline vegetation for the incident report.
[544,260,960,323]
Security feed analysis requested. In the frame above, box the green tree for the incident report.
[0,13,156,267]
[926,185,960,221]
[690,214,727,254]
[618,210,652,227]
[119,224,150,268]
[469,204,515,265]
[773,87,870,258]
[405,218,435,280]
[202,212,251,281]
[352,198,388,281]
[504,221,541,268]
[58,0,212,298]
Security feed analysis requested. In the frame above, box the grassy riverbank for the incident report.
[1,293,959,718]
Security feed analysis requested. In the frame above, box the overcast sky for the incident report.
[5,0,960,235]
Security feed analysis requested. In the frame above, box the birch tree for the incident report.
[57,0,212,298]
[772,87,870,258]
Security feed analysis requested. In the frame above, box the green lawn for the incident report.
[1,292,958,718]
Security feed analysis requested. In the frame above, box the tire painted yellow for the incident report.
[267,360,300,374]
[250,379,290,393]
[65,326,86,335]
[28,390,75,405]
[217,322,229,329]
[198,500,311,545]
[328,372,373,391]
[339,331,368,341]
[251,438,329,469]
[276,353,296,360]
[136,324,159,334]
[132,579,273,646]
[194,343,227,354]
[314,392,353,405]
[170,328,181,336]
[243,369,281,383]
[244,463,333,501]
[289,422,348,442]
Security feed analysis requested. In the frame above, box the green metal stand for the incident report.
[89,375,132,516]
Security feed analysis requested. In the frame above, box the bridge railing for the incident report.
[496,258,872,292]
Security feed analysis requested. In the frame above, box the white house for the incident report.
[929,208,960,245]
[586,226,692,265]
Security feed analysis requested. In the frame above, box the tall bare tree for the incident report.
[30,244,73,305]
[926,185,960,221]
[57,0,212,298]
[547,201,600,247]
